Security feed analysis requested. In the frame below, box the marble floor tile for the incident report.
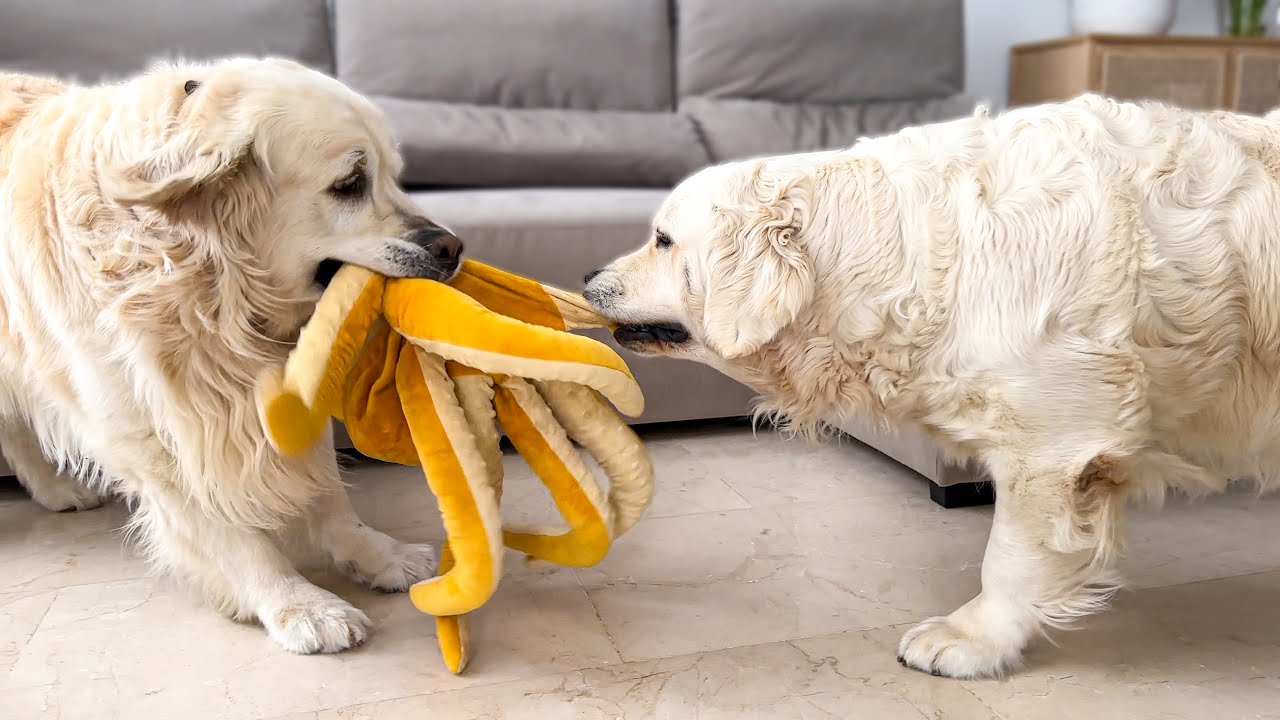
[662,426,917,507]
[965,570,1280,720]
[0,497,145,595]
[5,426,1280,719]
[1123,488,1280,589]
[268,625,997,720]
[575,492,991,661]
[0,589,56,676]
[2,563,618,719]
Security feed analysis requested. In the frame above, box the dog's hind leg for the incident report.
[898,454,1127,678]
[133,481,373,654]
[0,421,106,512]
[898,341,1143,678]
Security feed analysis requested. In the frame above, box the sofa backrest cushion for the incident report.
[676,0,970,162]
[335,0,672,111]
[682,95,979,162]
[678,0,964,104]
[334,0,709,187]
[0,0,333,81]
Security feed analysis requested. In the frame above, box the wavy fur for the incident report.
[0,58,446,653]
[589,95,1280,678]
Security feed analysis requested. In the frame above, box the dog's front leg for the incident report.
[300,463,436,592]
[134,482,372,654]
[897,453,1126,678]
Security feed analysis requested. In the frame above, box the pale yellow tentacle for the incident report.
[537,380,655,536]
[496,377,614,567]
[402,350,504,617]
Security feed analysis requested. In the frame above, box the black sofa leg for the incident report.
[928,480,995,509]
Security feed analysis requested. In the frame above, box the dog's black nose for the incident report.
[584,269,604,284]
[428,232,463,261]
[407,225,464,262]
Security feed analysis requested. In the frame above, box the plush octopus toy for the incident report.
[256,259,654,674]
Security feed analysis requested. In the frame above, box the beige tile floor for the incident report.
[4,424,1280,719]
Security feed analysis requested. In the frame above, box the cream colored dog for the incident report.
[586,95,1280,678]
[0,58,465,653]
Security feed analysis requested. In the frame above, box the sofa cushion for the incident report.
[683,95,977,162]
[411,188,668,288]
[0,0,332,81]
[410,188,755,423]
[381,98,709,188]
[676,0,964,104]
[335,0,672,111]
[335,0,695,188]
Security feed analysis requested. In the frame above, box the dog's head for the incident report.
[585,159,814,363]
[103,58,461,333]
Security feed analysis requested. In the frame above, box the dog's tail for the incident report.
[0,72,66,141]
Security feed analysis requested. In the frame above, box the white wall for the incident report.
[963,0,1227,108]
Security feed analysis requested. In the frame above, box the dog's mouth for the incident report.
[613,322,691,352]
[311,253,461,290]
[314,259,344,288]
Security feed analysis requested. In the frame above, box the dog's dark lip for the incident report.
[613,322,691,346]
[313,256,461,289]
[314,259,343,288]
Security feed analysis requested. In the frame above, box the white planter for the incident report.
[1072,0,1177,34]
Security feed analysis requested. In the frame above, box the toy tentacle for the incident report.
[385,277,645,417]
[540,285,616,330]
[450,259,611,331]
[400,348,503,617]
[417,363,496,676]
[494,377,614,567]
[258,266,385,456]
[433,544,472,674]
[537,381,655,537]
[449,364,503,498]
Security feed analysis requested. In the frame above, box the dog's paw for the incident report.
[897,615,1020,679]
[28,479,107,513]
[264,587,372,654]
[360,541,437,593]
[334,532,437,593]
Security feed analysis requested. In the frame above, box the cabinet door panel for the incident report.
[1098,46,1228,110]
[1232,49,1280,115]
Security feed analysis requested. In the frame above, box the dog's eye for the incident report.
[655,231,673,249]
[330,170,367,200]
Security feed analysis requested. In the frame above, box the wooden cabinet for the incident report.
[1010,34,1280,114]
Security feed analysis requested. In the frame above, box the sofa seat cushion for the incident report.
[409,188,755,423]
[683,95,977,162]
[411,188,667,288]
[0,0,333,80]
[381,98,708,188]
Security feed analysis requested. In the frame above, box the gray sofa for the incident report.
[0,0,984,503]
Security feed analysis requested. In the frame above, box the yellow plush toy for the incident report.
[256,260,654,673]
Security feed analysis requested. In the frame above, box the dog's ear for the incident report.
[701,166,814,358]
[104,76,255,206]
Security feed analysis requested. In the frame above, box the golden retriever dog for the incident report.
[585,95,1280,678]
[0,58,463,653]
